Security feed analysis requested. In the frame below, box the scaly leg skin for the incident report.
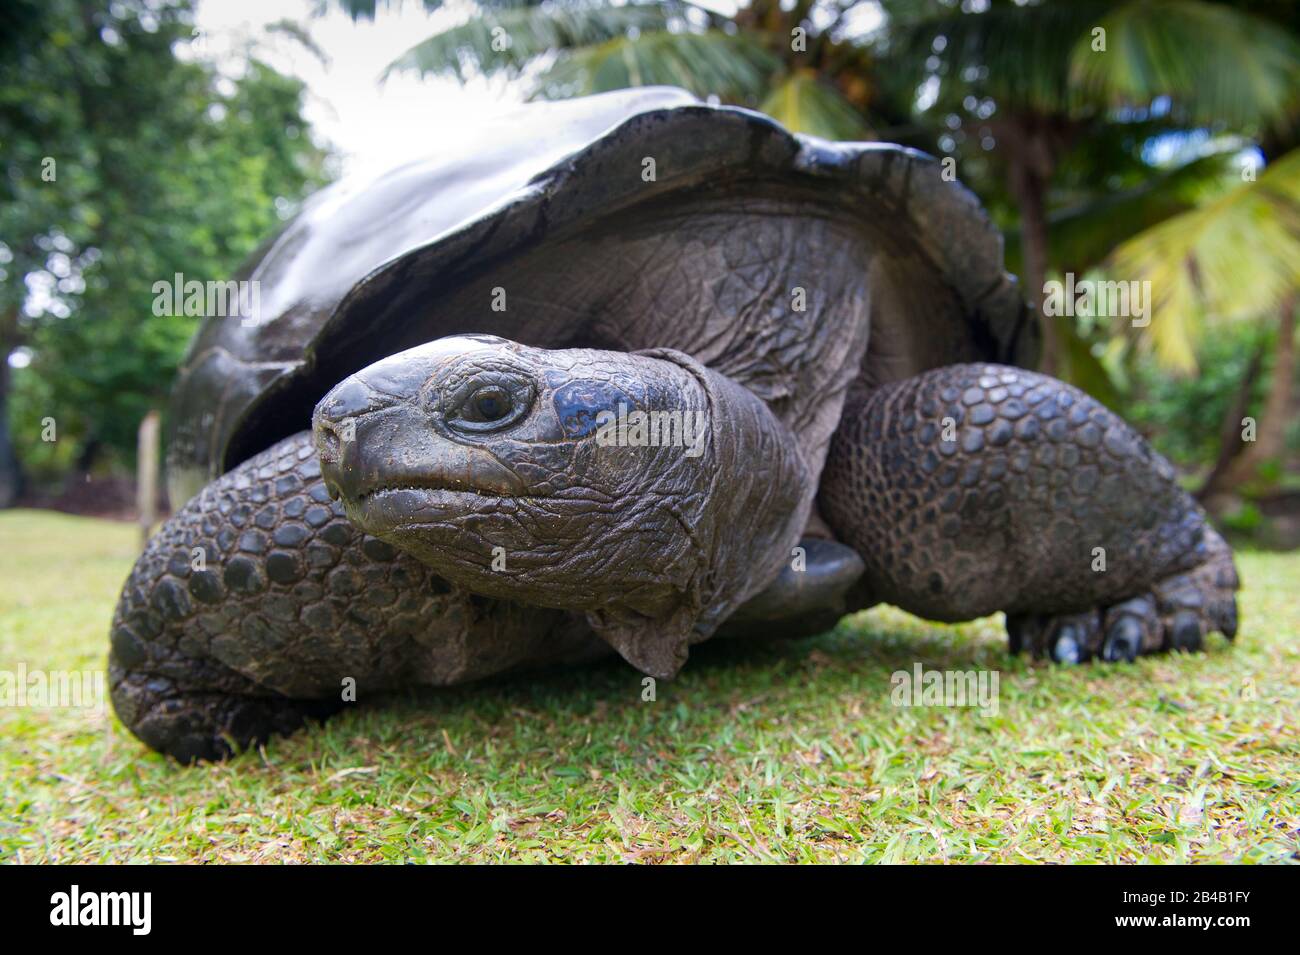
[819,364,1239,664]
[110,431,599,762]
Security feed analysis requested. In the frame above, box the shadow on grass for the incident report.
[260,611,1018,768]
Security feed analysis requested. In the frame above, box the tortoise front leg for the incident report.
[818,364,1239,663]
[110,431,597,762]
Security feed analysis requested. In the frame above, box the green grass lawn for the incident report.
[1,508,1297,863]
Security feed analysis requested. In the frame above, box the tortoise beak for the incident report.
[313,373,403,504]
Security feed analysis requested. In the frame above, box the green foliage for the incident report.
[760,70,872,141]
[1110,148,1300,371]
[885,0,1299,389]
[386,2,698,84]
[340,0,875,141]
[0,0,330,486]
[534,25,782,106]
[1072,0,1300,131]
[885,0,1114,118]
[1005,145,1243,277]
[5,368,76,484]
[1126,322,1270,468]
[1219,500,1264,534]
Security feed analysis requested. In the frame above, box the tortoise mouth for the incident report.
[356,480,525,503]
[349,483,530,532]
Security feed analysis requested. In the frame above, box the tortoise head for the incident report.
[313,334,811,677]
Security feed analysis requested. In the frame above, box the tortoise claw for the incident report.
[1102,616,1141,663]
[1169,611,1204,653]
[1052,625,1086,665]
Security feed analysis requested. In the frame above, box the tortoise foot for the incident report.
[1007,544,1239,664]
[110,662,341,764]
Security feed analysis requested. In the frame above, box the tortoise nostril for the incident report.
[314,415,357,461]
[313,418,356,503]
[315,421,341,462]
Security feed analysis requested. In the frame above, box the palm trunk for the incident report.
[1200,293,1297,498]
[1008,154,1060,375]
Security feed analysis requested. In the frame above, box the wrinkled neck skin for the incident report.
[314,336,811,678]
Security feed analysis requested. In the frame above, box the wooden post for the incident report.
[137,410,160,549]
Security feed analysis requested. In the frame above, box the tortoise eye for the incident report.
[444,376,534,433]
[468,386,510,422]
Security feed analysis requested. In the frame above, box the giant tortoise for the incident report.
[109,88,1239,762]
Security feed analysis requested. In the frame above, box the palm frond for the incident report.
[383,2,691,83]
[321,0,448,21]
[1070,0,1300,131]
[265,20,331,68]
[1053,116,1207,189]
[1109,147,1300,371]
[759,69,871,140]
[1005,146,1240,274]
[883,2,1116,117]
[531,29,781,103]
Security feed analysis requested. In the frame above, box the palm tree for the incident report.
[332,0,882,140]
[1111,148,1300,498]
[881,0,1299,374]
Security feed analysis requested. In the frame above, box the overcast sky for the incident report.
[191,0,889,181]
[194,0,528,181]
